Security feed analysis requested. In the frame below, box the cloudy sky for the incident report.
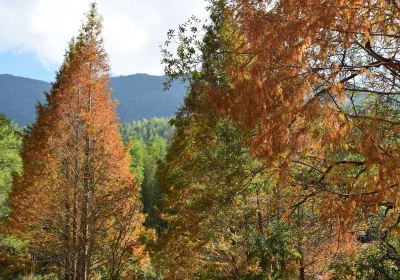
[0,0,208,81]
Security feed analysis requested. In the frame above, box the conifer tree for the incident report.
[6,4,144,279]
[193,0,400,277]
[205,0,400,224]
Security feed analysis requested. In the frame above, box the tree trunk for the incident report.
[77,191,89,280]
[299,255,305,280]
[72,189,78,279]
[256,191,268,273]
[64,198,71,280]
[77,82,92,280]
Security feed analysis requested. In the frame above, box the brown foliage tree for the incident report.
[5,4,144,279]
[206,0,400,231]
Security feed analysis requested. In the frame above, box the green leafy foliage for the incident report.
[0,114,25,278]
[329,207,400,280]
[0,114,22,219]
[155,114,301,279]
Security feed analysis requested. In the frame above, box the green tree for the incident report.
[141,136,167,229]
[0,114,22,219]
[0,114,24,277]
[129,139,147,184]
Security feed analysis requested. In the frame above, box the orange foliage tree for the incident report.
[157,1,308,278]
[5,4,144,279]
[206,0,400,230]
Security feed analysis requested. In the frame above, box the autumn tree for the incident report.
[157,0,400,278]
[155,1,303,278]
[5,4,144,279]
[204,0,400,225]
[198,0,400,277]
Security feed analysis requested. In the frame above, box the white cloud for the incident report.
[0,0,208,75]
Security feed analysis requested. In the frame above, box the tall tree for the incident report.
[157,0,400,278]
[155,1,302,278]
[5,4,144,279]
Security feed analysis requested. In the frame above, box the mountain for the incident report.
[0,75,50,126]
[109,74,185,123]
[0,74,186,126]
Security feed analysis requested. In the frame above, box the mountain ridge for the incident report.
[0,73,186,125]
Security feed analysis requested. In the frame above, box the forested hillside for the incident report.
[110,75,184,123]
[1,0,400,279]
[121,118,173,230]
[121,117,174,143]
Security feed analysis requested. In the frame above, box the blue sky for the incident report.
[0,0,207,82]
[0,51,56,82]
